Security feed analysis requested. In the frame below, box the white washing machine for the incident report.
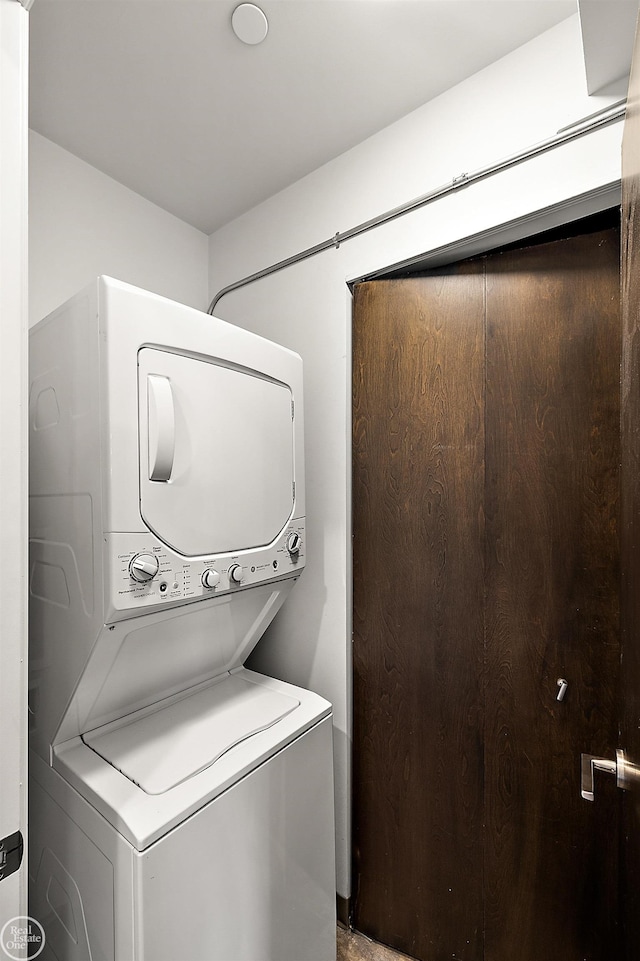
[28,277,336,961]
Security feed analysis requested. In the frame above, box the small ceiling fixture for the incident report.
[231,4,269,45]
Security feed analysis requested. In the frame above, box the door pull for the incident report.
[580,749,640,801]
[556,678,568,701]
[148,374,175,482]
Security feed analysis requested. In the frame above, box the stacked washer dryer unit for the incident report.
[28,277,336,961]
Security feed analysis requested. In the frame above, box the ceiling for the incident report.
[30,1,582,235]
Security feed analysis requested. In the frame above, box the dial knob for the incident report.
[286,532,302,555]
[228,564,243,584]
[202,568,220,589]
[129,553,160,583]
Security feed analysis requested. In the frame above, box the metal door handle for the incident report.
[556,678,568,701]
[581,749,640,800]
[581,753,617,800]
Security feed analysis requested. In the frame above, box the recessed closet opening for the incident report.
[351,206,621,961]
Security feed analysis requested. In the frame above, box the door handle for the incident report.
[581,749,640,801]
[148,374,175,482]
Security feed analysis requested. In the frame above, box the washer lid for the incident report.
[83,673,300,795]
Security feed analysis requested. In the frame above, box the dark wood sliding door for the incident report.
[352,227,621,961]
[352,264,486,960]
[482,234,621,960]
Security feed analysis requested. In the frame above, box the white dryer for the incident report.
[28,277,336,961]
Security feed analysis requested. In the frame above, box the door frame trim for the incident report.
[347,181,620,287]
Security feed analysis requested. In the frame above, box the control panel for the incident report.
[106,518,306,618]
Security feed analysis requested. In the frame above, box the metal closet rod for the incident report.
[207,99,626,314]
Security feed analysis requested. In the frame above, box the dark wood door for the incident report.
[352,265,486,960]
[352,228,621,961]
[482,235,621,960]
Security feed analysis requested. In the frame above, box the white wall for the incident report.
[208,14,624,900]
[29,131,209,326]
[0,0,28,927]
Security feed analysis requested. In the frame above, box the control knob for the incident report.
[202,568,220,589]
[286,532,302,555]
[129,552,160,583]
[228,564,243,584]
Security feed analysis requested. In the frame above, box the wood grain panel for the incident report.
[352,269,485,961]
[620,18,640,958]
[483,230,621,961]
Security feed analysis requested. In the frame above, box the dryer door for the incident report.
[138,348,294,556]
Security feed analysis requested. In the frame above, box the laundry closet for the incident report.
[10,4,638,961]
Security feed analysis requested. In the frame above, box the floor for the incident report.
[337,925,413,961]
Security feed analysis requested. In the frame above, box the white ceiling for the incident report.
[29,0,580,235]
